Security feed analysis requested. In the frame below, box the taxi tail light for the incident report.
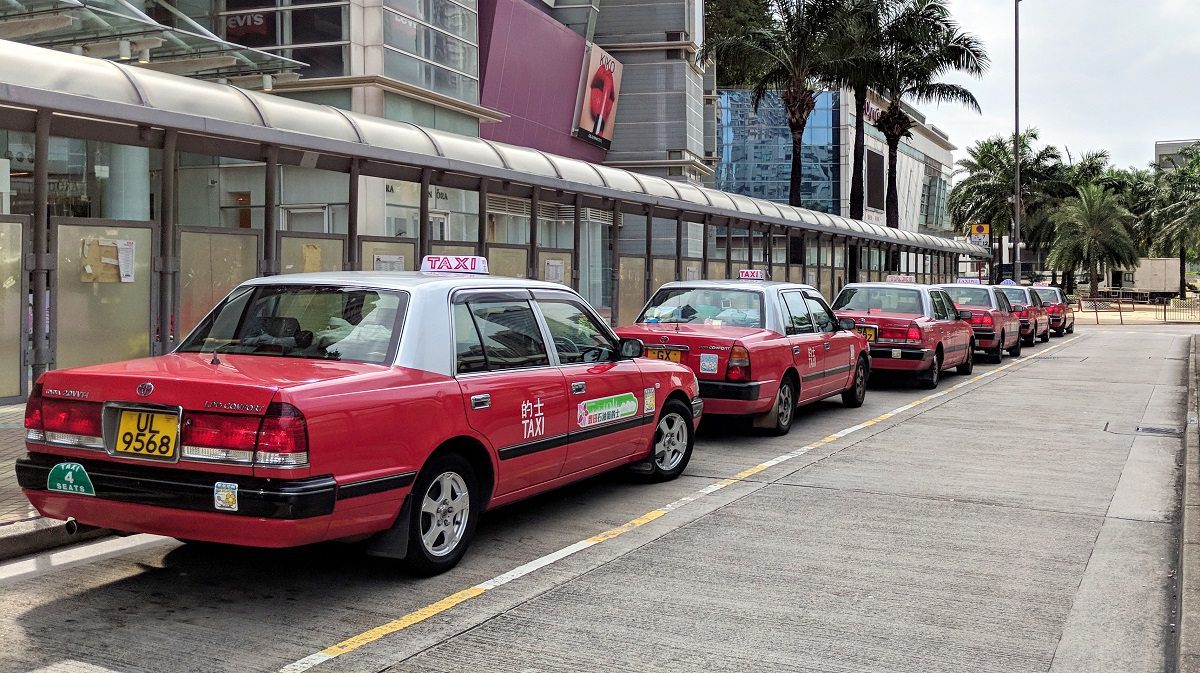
[969,312,993,327]
[255,402,309,467]
[1012,307,1027,318]
[878,324,922,345]
[24,383,43,438]
[726,344,751,382]
[1046,304,1062,314]
[40,398,103,437]
[182,412,259,463]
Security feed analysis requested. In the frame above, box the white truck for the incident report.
[1074,258,1182,301]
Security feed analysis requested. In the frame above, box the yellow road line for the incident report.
[279,336,1079,672]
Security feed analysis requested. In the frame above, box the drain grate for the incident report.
[1135,425,1184,437]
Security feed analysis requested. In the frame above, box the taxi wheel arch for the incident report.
[431,437,496,510]
[401,449,483,576]
[956,340,975,375]
[918,346,942,389]
[756,369,799,435]
[632,397,695,482]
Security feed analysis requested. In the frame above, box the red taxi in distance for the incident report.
[832,282,975,389]
[995,284,1051,345]
[1031,285,1075,336]
[937,284,1022,363]
[17,256,702,575]
[616,275,870,435]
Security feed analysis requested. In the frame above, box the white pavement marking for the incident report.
[0,534,169,587]
[279,336,1081,672]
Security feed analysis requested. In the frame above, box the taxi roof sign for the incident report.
[420,255,490,274]
[738,269,767,280]
[885,274,916,283]
[955,277,981,284]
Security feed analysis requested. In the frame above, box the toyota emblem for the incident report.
[660,336,669,343]
[136,382,154,397]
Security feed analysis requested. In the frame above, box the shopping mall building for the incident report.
[0,0,981,401]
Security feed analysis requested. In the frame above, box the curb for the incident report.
[1179,335,1200,672]
[0,516,109,563]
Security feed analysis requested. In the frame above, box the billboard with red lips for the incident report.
[573,43,623,150]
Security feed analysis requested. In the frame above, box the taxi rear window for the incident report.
[179,285,408,364]
[943,287,993,308]
[1032,288,1060,303]
[638,288,764,328]
[998,288,1029,305]
[832,287,924,314]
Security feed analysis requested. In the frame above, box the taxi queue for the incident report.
[15,256,1075,574]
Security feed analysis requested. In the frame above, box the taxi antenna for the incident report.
[210,351,221,365]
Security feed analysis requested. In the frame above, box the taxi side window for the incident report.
[801,291,837,333]
[995,291,1012,312]
[932,292,953,320]
[780,292,814,334]
[1030,292,1043,307]
[457,300,549,372]
[453,303,488,373]
[535,299,617,364]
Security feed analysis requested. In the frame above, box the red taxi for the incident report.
[17,256,702,574]
[616,276,869,435]
[831,282,975,389]
[1031,285,1075,336]
[937,284,1022,363]
[995,284,1051,345]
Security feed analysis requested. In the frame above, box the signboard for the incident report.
[955,277,982,285]
[573,43,624,150]
[885,274,916,283]
[420,255,489,274]
[969,223,990,236]
[739,269,766,280]
[969,234,990,247]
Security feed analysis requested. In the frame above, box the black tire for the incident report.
[631,399,695,481]
[767,377,797,436]
[402,453,479,576]
[1066,322,1075,334]
[1039,325,1050,342]
[841,356,868,408]
[988,333,1005,364]
[1022,329,1035,347]
[956,341,975,375]
[1054,327,1065,337]
[918,350,942,389]
[1008,335,1023,357]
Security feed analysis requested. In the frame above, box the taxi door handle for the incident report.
[793,346,801,355]
[823,342,830,351]
[470,394,490,410]
[571,382,586,395]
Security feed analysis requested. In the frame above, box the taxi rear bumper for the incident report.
[16,452,411,547]
[971,329,998,348]
[697,381,771,415]
[867,346,931,372]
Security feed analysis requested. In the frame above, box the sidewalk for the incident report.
[0,403,36,524]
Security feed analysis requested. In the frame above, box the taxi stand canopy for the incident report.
[0,38,987,382]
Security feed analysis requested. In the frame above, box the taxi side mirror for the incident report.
[838,317,856,332]
[618,338,644,359]
[957,309,972,321]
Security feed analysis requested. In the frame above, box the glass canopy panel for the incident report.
[725,192,761,215]
[697,187,736,212]
[668,181,709,207]
[421,128,505,168]
[247,92,359,141]
[489,142,558,178]
[590,165,644,193]
[347,115,439,156]
[545,156,607,187]
[637,176,682,200]
[124,65,267,125]
[0,40,141,104]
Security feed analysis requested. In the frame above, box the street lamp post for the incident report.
[1012,0,1021,282]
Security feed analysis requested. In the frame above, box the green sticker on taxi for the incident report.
[47,462,96,496]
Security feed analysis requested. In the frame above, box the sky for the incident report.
[923,0,1200,171]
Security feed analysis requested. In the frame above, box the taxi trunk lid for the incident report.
[620,324,770,380]
[835,309,922,344]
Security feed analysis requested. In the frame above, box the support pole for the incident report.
[572,193,582,290]
[701,215,710,279]
[263,145,279,275]
[418,169,431,258]
[477,178,488,257]
[158,130,177,354]
[675,213,683,281]
[529,186,540,279]
[31,110,50,379]
[644,208,653,301]
[346,159,360,270]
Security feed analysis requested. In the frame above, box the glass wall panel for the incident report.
[616,212,646,255]
[55,223,152,370]
[431,243,475,256]
[179,231,258,336]
[651,217,676,256]
[683,222,704,258]
[385,179,421,238]
[360,239,417,271]
[487,246,526,278]
[279,236,344,273]
[0,220,22,398]
[617,256,645,326]
[1,136,156,220]
[578,213,611,318]
[486,195,530,245]
[729,226,750,262]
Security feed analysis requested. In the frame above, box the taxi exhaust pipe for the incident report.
[64,517,78,535]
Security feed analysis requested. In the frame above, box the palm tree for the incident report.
[873,0,987,229]
[947,130,1062,281]
[1048,184,1140,297]
[1148,144,1200,298]
[700,0,850,207]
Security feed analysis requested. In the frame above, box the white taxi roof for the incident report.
[657,279,818,292]
[240,271,572,293]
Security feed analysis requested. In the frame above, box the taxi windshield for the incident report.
[832,287,924,314]
[179,285,409,364]
[998,288,1029,305]
[943,287,992,307]
[1032,288,1060,303]
[639,288,764,328]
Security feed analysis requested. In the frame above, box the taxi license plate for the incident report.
[114,410,179,461]
[855,326,877,342]
[644,347,683,363]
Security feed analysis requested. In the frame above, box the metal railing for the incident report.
[1156,298,1200,322]
[1078,297,1134,324]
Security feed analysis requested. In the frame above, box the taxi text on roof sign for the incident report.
[955,277,982,285]
[739,269,767,280]
[420,255,490,274]
[885,274,916,283]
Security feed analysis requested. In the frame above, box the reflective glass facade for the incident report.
[218,0,350,78]
[714,90,840,213]
[383,0,480,104]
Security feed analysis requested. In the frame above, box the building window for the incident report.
[381,0,479,105]
[866,149,884,211]
[220,1,350,79]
